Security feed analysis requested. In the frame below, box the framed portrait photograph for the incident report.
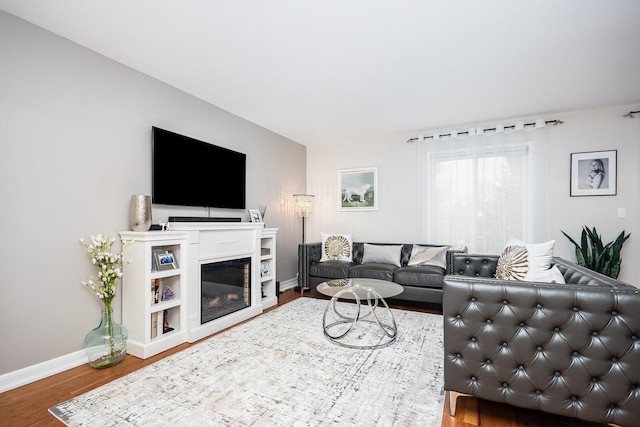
[153,250,178,270]
[570,150,617,197]
[261,261,270,276]
[248,208,263,223]
[338,167,378,211]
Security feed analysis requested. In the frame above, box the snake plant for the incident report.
[561,226,630,279]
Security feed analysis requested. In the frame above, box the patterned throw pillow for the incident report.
[408,245,450,268]
[319,233,353,262]
[506,239,555,281]
[496,245,529,280]
[496,239,556,281]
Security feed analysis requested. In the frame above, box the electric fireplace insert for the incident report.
[201,257,251,324]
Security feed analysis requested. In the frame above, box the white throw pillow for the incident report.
[319,233,353,262]
[362,243,402,267]
[534,265,566,284]
[408,245,450,269]
[503,239,555,281]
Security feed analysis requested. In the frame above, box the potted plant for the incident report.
[561,226,630,279]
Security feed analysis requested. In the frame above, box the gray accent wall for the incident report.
[0,11,306,375]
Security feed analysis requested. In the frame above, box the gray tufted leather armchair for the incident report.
[443,254,640,426]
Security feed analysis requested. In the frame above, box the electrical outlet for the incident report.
[617,208,626,218]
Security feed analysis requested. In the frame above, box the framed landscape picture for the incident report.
[338,167,378,211]
[570,150,617,197]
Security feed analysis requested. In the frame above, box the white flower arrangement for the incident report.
[80,234,132,305]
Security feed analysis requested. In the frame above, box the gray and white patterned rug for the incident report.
[50,298,445,426]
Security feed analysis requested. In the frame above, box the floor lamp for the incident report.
[294,194,314,296]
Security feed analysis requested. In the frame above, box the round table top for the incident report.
[316,278,404,299]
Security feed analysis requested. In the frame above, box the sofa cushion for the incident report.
[309,260,352,279]
[362,243,403,267]
[320,233,353,262]
[394,265,445,288]
[349,263,396,281]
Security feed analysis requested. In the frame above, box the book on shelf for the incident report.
[151,312,158,338]
[152,279,160,304]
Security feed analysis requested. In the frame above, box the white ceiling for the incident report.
[2,0,639,147]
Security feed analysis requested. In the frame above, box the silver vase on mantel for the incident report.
[129,195,152,231]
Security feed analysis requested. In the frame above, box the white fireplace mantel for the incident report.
[168,222,275,343]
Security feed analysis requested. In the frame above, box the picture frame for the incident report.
[261,261,270,276]
[338,167,378,211]
[153,249,178,270]
[248,208,263,223]
[570,150,617,197]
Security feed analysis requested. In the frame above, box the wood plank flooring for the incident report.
[0,289,611,427]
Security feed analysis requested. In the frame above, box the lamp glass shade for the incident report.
[293,194,314,217]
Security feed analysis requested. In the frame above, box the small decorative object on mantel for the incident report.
[81,234,132,369]
[248,208,263,223]
[129,195,152,231]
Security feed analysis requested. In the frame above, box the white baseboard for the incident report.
[0,349,88,393]
[278,278,297,292]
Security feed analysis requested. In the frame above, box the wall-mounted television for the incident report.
[152,126,246,209]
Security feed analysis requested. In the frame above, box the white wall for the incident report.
[0,11,306,376]
[305,139,421,244]
[307,104,640,285]
[549,105,640,283]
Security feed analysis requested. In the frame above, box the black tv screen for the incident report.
[152,127,246,209]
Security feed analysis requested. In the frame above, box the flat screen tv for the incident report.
[152,126,246,209]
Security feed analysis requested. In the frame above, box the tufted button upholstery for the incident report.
[443,255,640,426]
[449,253,498,277]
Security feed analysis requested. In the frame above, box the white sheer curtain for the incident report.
[418,121,550,254]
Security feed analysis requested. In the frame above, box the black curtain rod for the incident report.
[406,119,563,143]
[623,110,640,118]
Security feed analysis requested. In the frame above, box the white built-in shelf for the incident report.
[120,231,188,359]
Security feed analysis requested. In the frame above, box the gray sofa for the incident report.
[298,242,462,304]
[443,253,640,426]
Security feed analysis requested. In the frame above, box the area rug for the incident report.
[50,298,445,426]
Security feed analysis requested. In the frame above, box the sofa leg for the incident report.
[447,390,462,416]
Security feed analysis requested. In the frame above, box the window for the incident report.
[419,126,550,253]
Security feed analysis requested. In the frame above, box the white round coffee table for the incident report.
[316,278,404,349]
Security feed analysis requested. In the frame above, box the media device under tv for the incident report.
[152,127,246,209]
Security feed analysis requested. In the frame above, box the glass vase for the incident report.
[84,304,128,369]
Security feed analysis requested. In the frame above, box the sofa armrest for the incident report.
[442,275,640,426]
[447,252,499,277]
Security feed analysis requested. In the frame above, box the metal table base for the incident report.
[322,287,398,349]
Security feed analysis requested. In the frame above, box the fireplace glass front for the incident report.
[201,257,251,324]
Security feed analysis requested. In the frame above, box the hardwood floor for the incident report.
[0,289,610,427]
